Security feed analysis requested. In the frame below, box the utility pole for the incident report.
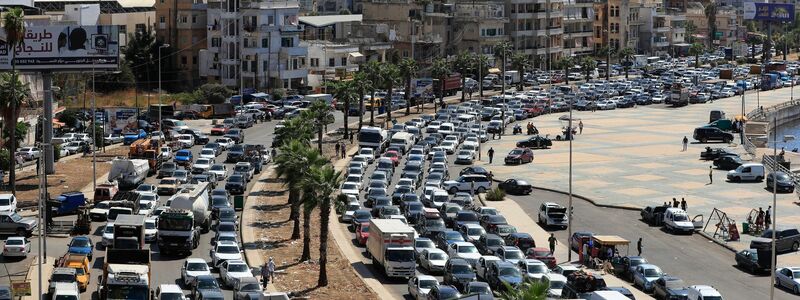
[159,44,170,129]
[42,72,54,174]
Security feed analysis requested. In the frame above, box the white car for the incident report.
[407,275,439,300]
[544,273,567,298]
[209,164,227,180]
[101,223,114,247]
[395,178,414,190]
[597,100,616,110]
[419,248,449,273]
[455,150,476,164]
[138,200,154,216]
[340,201,361,222]
[156,284,187,300]
[414,237,437,258]
[215,138,234,149]
[344,175,363,190]
[447,241,481,263]
[357,148,375,162]
[440,141,457,154]
[776,267,800,294]
[89,201,111,221]
[211,240,243,267]
[350,156,369,168]
[16,147,41,160]
[192,158,214,174]
[144,217,158,242]
[160,147,173,160]
[220,259,253,288]
[2,236,30,257]
[0,194,17,213]
[177,134,195,148]
[519,259,549,281]
[199,149,216,159]
[340,183,360,199]
[181,258,212,286]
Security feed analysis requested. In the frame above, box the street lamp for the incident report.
[567,88,574,262]
[158,44,170,129]
[91,58,107,191]
[769,126,795,300]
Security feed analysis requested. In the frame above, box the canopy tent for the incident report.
[591,235,629,246]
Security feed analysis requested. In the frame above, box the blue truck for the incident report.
[49,192,87,216]
[123,129,147,145]
[761,73,780,91]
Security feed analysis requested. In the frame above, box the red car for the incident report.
[526,247,557,268]
[210,124,230,135]
[356,222,370,246]
[382,150,400,166]
[504,147,534,165]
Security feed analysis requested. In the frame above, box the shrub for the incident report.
[485,187,506,201]
[53,144,62,161]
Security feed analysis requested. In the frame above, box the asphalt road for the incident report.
[505,189,797,300]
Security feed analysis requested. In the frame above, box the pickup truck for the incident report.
[0,211,38,236]
[640,205,668,226]
[537,203,568,228]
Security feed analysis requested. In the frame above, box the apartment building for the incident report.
[563,0,595,56]
[155,0,207,88]
[36,0,155,48]
[361,0,446,62]
[452,1,508,61]
[200,0,308,91]
[507,0,564,64]
[686,3,741,48]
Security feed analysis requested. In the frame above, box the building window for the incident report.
[341,57,347,66]
[119,25,127,32]
[192,56,197,64]
[281,37,293,47]
[263,61,269,71]
[180,15,188,23]
[310,58,319,67]
[243,61,248,71]
[160,16,166,23]
[268,16,274,26]
[262,38,269,48]
[212,38,221,47]
[181,56,187,65]
[251,61,257,72]
[135,24,146,34]
[328,58,335,67]
[192,15,197,23]
[403,50,409,57]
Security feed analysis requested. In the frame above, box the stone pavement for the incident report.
[479,86,800,232]
[22,256,54,300]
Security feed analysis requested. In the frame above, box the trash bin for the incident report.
[742,222,749,234]
[234,195,245,211]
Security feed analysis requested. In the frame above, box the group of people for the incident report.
[748,206,772,233]
[334,140,348,159]
[662,197,689,212]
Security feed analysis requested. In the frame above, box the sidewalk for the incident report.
[22,256,54,300]
[479,195,654,300]
[240,167,280,293]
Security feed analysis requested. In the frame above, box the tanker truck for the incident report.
[157,182,210,255]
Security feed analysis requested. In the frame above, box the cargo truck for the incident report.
[96,248,152,300]
[129,138,164,174]
[670,83,689,107]
[108,158,150,190]
[366,219,416,278]
[157,182,210,255]
[761,73,780,91]
[433,74,463,97]
[113,214,146,250]
[192,104,235,119]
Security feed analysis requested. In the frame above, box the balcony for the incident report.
[280,46,308,57]
[221,12,237,19]
[280,24,305,33]
[564,30,593,38]
[563,16,592,23]
[534,11,563,18]
[654,41,670,47]
[221,58,239,65]
[221,35,237,43]
[280,68,309,79]
[510,12,532,19]
[654,26,670,33]
[414,34,443,44]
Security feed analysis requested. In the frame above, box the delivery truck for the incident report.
[366,219,416,278]
[97,249,152,300]
[113,214,146,250]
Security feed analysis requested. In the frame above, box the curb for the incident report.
[531,186,642,211]
[697,231,738,253]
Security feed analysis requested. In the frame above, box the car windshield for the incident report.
[499,267,521,277]
[417,240,435,248]
[6,239,23,246]
[486,238,503,246]
[527,264,547,273]
[445,232,464,240]
[429,252,448,260]
[234,165,249,172]
[228,263,249,272]
[229,175,244,183]
[673,214,688,221]
[458,245,478,253]
[218,223,236,232]
[385,250,415,262]
[217,246,239,254]
[211,165,224,171]
[505,250,524,259]
[145,221,156,229]
[467,228,485,236]
[69,238,89,247]
[419,279,438,289]
[197,277,219,289]
[532,250,550,257]
[354,211,370,219]
[212,198,228,206]
[104,226,114,234]
[347,204,360,211]
[510,150,524,155]
[458,151,471,156]
[240,282,260,292]
[644,268,662,277]
[197,159,211,165]
[549,280,565,289]
[51,274,75,282]
[426,219,445,227]
[219,210,236,219]
[451,264,472,274]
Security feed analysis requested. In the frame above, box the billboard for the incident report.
[744,3,795,22]
[105,107,139,133]
[0,25,120,70]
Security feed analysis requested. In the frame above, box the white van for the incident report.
[304,93,334,107]
[457,114,477,125]
[727,163,765,182]
[389,132,415,155]
[663,207,696,234]
[687,285,723,300]
[438,122,455,136]
[589,290,630,300]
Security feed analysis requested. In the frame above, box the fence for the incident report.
[761,153,800,199]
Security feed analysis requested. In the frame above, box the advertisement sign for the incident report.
[744,3,795,22]
[105,107,139,132]
[0,25,120,70]
[412,78,434,99]
[10,281,31,297]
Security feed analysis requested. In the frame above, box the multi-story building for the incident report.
[563,0,595,56]
[361,0,446,63]
[35,0,155,49]
[200,0,308,91]
[507,0,564,64]
[686,3,741,48]
[155,0,207,88]
[303,40,362,88]
[452,1,508,62]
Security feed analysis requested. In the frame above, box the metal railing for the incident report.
[762,154,800,199]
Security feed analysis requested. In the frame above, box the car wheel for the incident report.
[15,228,25,237]
[795,285,799,294]
[449,187,459,194]
[477,187,486,193]
[734,176,741,182]
[793,242,799,252]
[756,176,763,182]
[700,137,707,143]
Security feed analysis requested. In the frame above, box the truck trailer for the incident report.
[157,182,210,255]
[366,219,416,278]
[108,158,150,190]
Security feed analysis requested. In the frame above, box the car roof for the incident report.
[159,284,183,293]
[217,240,238,247]
[495,261,516,268]
[424,248,447,255]
[500,246,521,251]
[448,258,471,265]
[545,273,567,281]
[453,241,474,247]
[186,257,207,263]
[522,259,546,265]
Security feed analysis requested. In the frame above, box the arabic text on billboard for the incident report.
[744,3,795,22]
[0,26,120,70]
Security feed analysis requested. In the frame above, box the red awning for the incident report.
[52,119,65,128]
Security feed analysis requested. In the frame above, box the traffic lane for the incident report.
[507,188,793,300]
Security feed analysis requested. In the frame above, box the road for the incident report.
[505,189,797,300]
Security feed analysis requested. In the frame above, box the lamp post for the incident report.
[768,125,794,300]
[91,59,107,191]
[567,89,574,262]
[158,44,170,129]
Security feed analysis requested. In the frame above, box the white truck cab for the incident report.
[687,285,723,300]
[663,208,696,233]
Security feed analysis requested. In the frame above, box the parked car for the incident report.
[497,179,532,195]
[504,148,534,165]
[632,264,663,292]
[652,275,687,300]
[103,133,124,145]
[443,258,476,291]
[750,228,800,253]
[516,135,552,149]
[2,236,30,258]
[407,275,439,300]
[693,126,734,143]
[766,171,795,193]
[775,267,800,294]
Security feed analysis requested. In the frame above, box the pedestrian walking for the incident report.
[548,233,557,255]
[757,207,765,231]
[340,142,346,159]
[682,136,688,151]
[335,142,341,157]
[579,120,584,134]
[681,198,687,212]
[349,133,354,144]
[488,147,495,164]
[765,205,772,229]
[261,261,271,289]
[268,257,276,281]
[672,197,678,208]
[636,237,643,256]
[709,166,713,184]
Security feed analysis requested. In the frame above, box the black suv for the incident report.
[750,228,800,253]
[693,126,734,143]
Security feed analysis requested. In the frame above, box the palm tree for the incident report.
[704,2,718,49]
[274,140,310,240]
[429,58,450,113]
[352,71,370,131]
[326,80,356,141]
[580,56,597,82]
[302,101,335,153]
[596,46,615,81]
[472,54,489,98]
[273,115,313,148]
[381,64,400,128]
[499,280,549,300]
[2,7,25,194]
[555,56,574,85]
[302,164,342,286]
[397,58,418,116]
[689,43,705,68]
[617,47,636,79]
[510,53,530,91]
[363,60,382,126]
[452,52,472,102]
[297,146,328,261]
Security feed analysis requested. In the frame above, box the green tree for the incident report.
[429,58,451,113]
[380,64,400,127]
[580,57,597,82]
[2,122,28,152]
[495,41,512,134]
[57,111,80,129]
[511,53,530,91]
[363,61,382,126]
[704,2,718,49]
[296,146,327,261]
[746,34,763,60]
[397,58,418,115]
[596,46,616,80]
[193,83,233,104]
[2,7,25,194]
[452,52,472,102]
[274,138,312,240]
[327,80,357,140]
[685,22,697,44]
[352,71,371,130]
[689,43,705,68]
[302,164,342,286]
[617,47,636,79]
[472,54,489,98]
[93,61,135,93]
[499,280,549,300]
[302,101,335,153]
[556,56,574,85]
[273,115,313,148]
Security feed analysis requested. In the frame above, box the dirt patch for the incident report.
[251,177,376,299]
[5,146,128,206]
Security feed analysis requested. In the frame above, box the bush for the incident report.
[194,83,233,104]
[53,144,62,161]
[485,187,506,201]
[335,194,349,214]
[0,149,8,171]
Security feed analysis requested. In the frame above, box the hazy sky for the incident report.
[118,0,156,7]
